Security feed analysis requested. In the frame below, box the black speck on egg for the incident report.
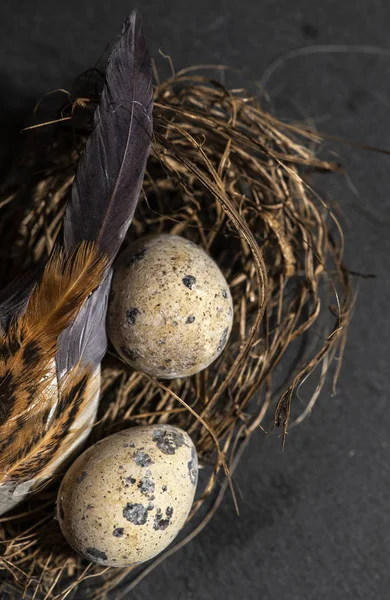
[113,527,124,538]
[186,315,195,324]
[217,327,229,353]
[153,506,173,530]
[182,275,196,290]
[152,428,184,455]
[133,451,153,467]
[126,307,140,326]
[121,347,139,362]
[125,248,146,267]
[84,547,108,563]
[123,503,148,525]
[138,477,155,496]
[77,471,88,484]
[125,476,136,485]
[188,446,198,486]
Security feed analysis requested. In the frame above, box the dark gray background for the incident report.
[1,1,389,599]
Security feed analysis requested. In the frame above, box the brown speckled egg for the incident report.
[57,425,198,567]
[107,234,233,378]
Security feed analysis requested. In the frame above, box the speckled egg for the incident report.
[107,234,233,378]
[57,425,198,567]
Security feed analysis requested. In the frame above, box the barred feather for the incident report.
[0,10,153,513]
[0,366,99,483]
[16,242,107,359]
[0,241,107,438]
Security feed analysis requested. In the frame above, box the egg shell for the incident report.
[57,425,198,567]
[108,234,233,378]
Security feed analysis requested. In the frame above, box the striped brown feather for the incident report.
[0,365,98,483]
[17,241,108,359]
[0,241,107,438]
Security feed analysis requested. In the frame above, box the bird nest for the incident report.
[0,69,353,599]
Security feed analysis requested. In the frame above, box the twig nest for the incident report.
[0,67,353,598]
[57,425,198,567]
[108,234,233,378]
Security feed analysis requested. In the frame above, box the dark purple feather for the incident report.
[56,11,153,371]
[63,10,153,263]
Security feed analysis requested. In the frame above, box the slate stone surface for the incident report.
[0,1,389,598]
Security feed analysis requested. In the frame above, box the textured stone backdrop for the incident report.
[0,1,389,598]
